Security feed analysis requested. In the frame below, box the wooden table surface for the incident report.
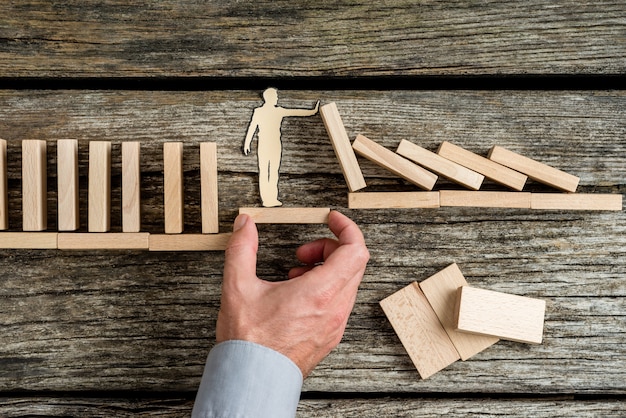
[1,2,625,416]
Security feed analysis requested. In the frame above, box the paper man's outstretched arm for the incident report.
[281,101,320,117]
[243,111,260,155]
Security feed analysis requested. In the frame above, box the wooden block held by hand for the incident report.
[439,191,531,208]
[455,286,546,344]
[57,140,79,231]
[397,140,484,190]
[352,135,438,190]
[348,192,440,209]
[419,264,499,360]
[200,142,219,233]
[530,193,622,211]
[239,207,330,224]
[320,103,367,192]
[380,282,460,379]
[0,139,7,230]
[88,141,111,232]
[22,140,47,231]
[163,142,184,234]
[122,142,141,232]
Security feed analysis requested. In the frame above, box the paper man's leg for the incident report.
[258,143,282,207]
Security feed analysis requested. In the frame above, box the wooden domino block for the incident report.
[352,135,438,190]
[439,190,531,208]
[122,142,141,232]
[419,264,499,360]
[396,140,484,190]
[57,140,79,231]
[319,103,367,192]
[348,192,440,209]
[200,142,219,233]
[239,207,331,224]
[0,232,58,249]
[0,139,7,230]
[58,233,149,250]
[455,286,546,344]
[149,233,231,251]
[488,145,579,192]
[22,140,47,231]
[437,141,527,191]
[163,142,184,234]
[88,141,111,232]
[530,193,623,211]
[380,282,460,379]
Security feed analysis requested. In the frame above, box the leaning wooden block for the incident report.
[149,233,231,251]
[437,141,527,191]
[239,207,331,224]
[58,233,149,250]
[419,264,499,360]
[488,145,579,192]
[163,142,184,234]
[397,140,484,190]
[57,139,79,231]
[455,286,546,344]
[22,140,48,231]
[348,192,440,209]
[530,193,623,211]
[380,282,460,379]
[319,103,367,192]
[0,232,58,249]
[352,135,438,190]
[0,139,7,230]
[88,141,111,232]
[200,142,219,233]
[439,191,531,208]
[122,142,142,233]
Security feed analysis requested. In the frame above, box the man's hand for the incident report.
[216,210,369,377]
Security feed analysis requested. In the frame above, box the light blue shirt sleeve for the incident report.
[192,340,304,418]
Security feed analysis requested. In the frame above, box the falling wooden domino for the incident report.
[530,193,622,211]
[163,142,184,234]
[319,103,367,192]
[57,139,79,231]
[239,207,330,224]
[396,140,484,190]
[488,145,579,192]
[419,264,499,360]
[348,192,440,209]
[58,233,149,250]
[88,141,111,232]
[439,190,531,209]
[0,139,7,230]
[22,140,47,231]
[352,134,438,190]
[122,142,141,232]
[437,141,527,191]
[455,286,546,344]
[0,232,58,249]
[149,233,231,251]
[200,142,219,233]
[380,282,460,379]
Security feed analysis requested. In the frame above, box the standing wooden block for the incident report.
[530,193,623,211]
[239,207,330,224]
[380,282,460,379]
[352,135,438,190]
[0,139,7,230]
[319,103,367,192]
[149,233,231,251]
[419,264,499,360]
[396,140,484,190]
[439,190,531,208]
[122,142,141,232]
[22,140,47,231]
[348,192,440,209]
[200,142,219,233]
[488,145,579,192]
[163,142,184,234]
[88,141,111,232]
[437,141,527,191]
[0,232,58,249]
[455,286,546,344]
[57,140,79,231]
[58,233,149,250]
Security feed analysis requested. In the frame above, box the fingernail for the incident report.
[233,214,248,232]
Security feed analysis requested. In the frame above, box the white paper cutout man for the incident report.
[243,88,319,207]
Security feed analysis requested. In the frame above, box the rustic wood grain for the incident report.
[0,1,625,77]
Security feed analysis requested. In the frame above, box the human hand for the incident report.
[216,210,369,377]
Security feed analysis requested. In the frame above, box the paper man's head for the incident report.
[262,88,279,106]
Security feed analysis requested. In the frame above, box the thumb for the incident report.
[223,214,259,286]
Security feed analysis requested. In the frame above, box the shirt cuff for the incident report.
[192,340,303,418]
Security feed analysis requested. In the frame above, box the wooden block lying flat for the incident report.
[58,233,149,250]
[200,142,219,233]
[0,232,58,249]
[319,103,367,192]
[348,192,440,209]
[0,139,7,230]
[455,286,546,344]
[380,282,460,379]
[149,233,231,251]
[397,140,484,190]
[419,264,499,361]
[352,135,438,190]
[530,193,623,211]
[122,142,141,232]
[57,140,79,231]
[163,142,184,234]
[88,141,111,232]
[22,140,48,231]
[437,141,527,191]
[440,191,531,208]
[488,145,579,192]
[239,207,331,224]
